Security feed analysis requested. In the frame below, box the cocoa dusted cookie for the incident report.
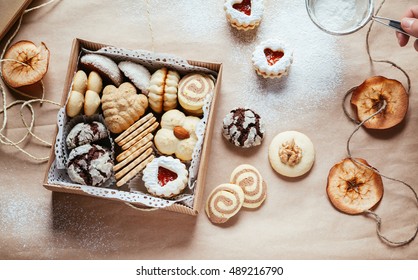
[66,121,108,150]
[222,107,265,148]
[67,144,113,186]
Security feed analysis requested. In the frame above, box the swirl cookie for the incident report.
[350,76,408,129]
[142,156,188,198]
[252,39,293,79]
[178,73,215,116]
[269,131,315,177]
[230,164,267,208]
[205,183,245,224]
[222,107,265,148]
[67,144,113,187]
[326,158,384,215]
[224,0,264,31]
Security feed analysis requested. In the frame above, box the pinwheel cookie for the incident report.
[252,39,293,79]
[178,73,215,116]
[224,0,264,31]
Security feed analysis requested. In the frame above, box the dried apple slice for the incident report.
[1,40,50,88]
[350,76,408,129]
[326,158,384,215]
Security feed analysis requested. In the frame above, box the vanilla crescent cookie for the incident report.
[80,54,123,86]
[224,0,264,31]
[269,131,315,177]
[178,73,215,116]
[118,61,151,95]
[142,156,188,198]
[252,39,293,79]
[230,164,267,208]
[205,183,245,224]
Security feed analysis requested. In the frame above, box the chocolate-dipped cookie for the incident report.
[222,107,265,148]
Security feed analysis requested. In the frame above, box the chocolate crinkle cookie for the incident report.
[66,121,108,149]
[222,107,265,148]
[67,144,113,186]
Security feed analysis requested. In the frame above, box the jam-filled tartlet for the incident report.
[252,39,293,79]
[224,0,264,31]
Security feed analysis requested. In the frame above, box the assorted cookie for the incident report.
[268,131,315,177]
[154,109,200,161]
[326,158,384,215]
[80,53,123,86]
[350,76,409,129]
[206,164,267,224]
[222,107,265,148]
[252,39,293,79]
[142,156,189,198]
[224,0,264,31]
[118,61,151,95]
[148,67,180,113]
[178,73,215,116]
[1,40,50,88]
[66,121,108,149]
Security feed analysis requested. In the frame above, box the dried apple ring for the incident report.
[326,158,384,215]
[350,76,408,129]
[1,40,50,88]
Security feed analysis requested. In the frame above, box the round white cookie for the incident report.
[268,131,315,177]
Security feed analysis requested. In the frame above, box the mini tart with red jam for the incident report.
[142,156,188,198]
[224,0,264,31]
[252,39,293,79]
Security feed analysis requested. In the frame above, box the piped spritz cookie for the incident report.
[224,0,264,31]
[252,39,293,79]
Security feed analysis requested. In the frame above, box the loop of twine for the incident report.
[0,0,60,162]
[342,0,418,246]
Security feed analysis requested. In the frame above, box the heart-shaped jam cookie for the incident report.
[158,166,178,187]
[264,48,284,66]
[233,0,252,16]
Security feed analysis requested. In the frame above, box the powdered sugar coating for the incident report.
[80,54,123,86]
[224,0,264,30]
[142,156,188,198]
[66,121,108,149]
[118,61,151,95]
[252,39,293,78]
[222,107,265,148]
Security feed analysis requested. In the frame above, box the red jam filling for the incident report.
[158,166,178,187]
[264,48,284,66]
[233,0,252,16]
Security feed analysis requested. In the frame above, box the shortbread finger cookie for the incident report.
[224,0,264,31]
[222,107,265,148]
[142,156,189,198]
[327,158,384,215]
[66,121,108,149]
[252,39,293,79]
[269,131,315,177]
[118,61,151,95]
[116,133,153,162]
[116,154,154,187]
[230,164,266,208]
[148,67,180,113]
[205,183,245,224]
[115,147,154,180]
[80,54,123,86]
[178,73,215,116]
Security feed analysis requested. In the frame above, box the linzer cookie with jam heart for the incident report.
[252,39,293,79]
[222,107,265,148]
[224,0,264,31]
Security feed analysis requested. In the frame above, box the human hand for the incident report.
[397,5,418,51]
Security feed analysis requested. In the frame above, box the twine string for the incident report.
[342,0,418,246]
[0,0,60,162]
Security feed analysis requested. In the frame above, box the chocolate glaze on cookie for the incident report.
[222,107,265,148]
